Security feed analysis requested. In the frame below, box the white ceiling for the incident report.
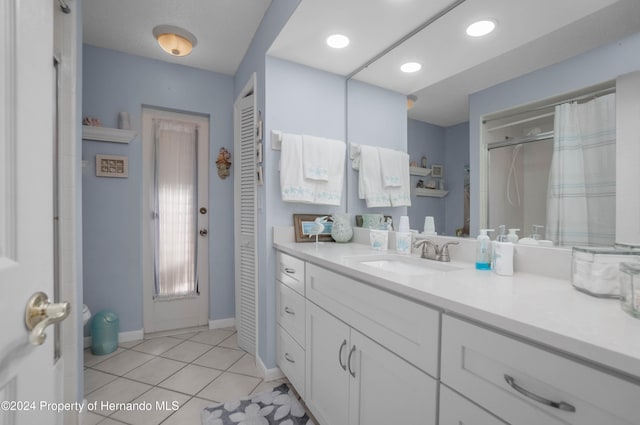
[82,0,272,76]
[270,0,640,126]
[83,0,640,126]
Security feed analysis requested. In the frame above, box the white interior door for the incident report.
[142,108,210,333]
[234,76,258,355]
[0,1,67,424]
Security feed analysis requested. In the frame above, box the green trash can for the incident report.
[91,310,119,355]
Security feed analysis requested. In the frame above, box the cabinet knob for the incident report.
[284,353,295,364]
[284,306,295,316]
[338,339,347,371]
[348,345,357,378]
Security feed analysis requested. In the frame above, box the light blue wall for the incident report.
[444,122,470,237]
[82,45,235,332]
[260,57,347,368]
[407,119,445,234]
[469,31,640,236]
[233,0,302,369]
[347,79,408,222]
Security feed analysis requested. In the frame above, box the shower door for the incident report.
[142,108,210,333]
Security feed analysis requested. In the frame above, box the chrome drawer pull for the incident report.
[284,306,295,315]
[284,353,295,364]
[348,345,357,378]
[504,375,575,412]
[338,339,347,371]
[283,267,296,274]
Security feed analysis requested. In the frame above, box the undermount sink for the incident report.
[348,254,462,276]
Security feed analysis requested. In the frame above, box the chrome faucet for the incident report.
[414,239,459,262]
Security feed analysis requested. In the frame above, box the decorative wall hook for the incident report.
[216,147,232,179]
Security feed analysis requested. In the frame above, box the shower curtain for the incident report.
[546,93,616,246]
[153,119,199,299]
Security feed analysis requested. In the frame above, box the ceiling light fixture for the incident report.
[400,62,422,73]
[326,34,350,49]
[466,19,496,37]
[153,25,198,57]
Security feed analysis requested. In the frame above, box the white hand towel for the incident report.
[280,133,315,203]
[312,138,345,205]
[379,147,405,187]
[388,150,411,207]
[358,145,391,207]
[302,135,330,181]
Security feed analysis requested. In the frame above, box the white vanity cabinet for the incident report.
[440,315,640,425]
[304,263,438,425]
[439,385,508,425]
[275,252,306,397]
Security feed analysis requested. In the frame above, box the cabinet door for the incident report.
[305,301,350,425]
[440,385,509,425]
[349,329,438,425]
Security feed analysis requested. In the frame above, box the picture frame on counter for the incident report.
[293,214,334,243]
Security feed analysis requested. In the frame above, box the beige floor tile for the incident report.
[217,333,240,350]
[188,329,235,346]
[84,347,125,368]
[84,369,118,396]
[161,397,214,425]
[92,350,155,376]
[96,418,129,425]
[78,411,105,425]
[163,331,199,340]
[228,353,262,377]
[250,380,285,396]
[158,364,222,395]
[197,372,261,403]
[129,337,182,356]
[192,346,245,370]
[123,357,186,385]
[110,387,189,425]
[161,340,212,363]
[85,377,151,416]
[118,340,143,349]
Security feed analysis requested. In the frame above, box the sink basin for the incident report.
[348,254,462,276]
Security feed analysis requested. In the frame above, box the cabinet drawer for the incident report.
[441,315,640,425]
[306,263,439,376]
[277,252,305,295]
[276,282,305,347]
[439,385,508,425]
[277,324,305,398]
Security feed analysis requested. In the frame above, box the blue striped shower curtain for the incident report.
[546,93,616,246]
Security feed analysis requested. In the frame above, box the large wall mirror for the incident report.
[269,0,640,247]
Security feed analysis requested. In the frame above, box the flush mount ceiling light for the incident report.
[153,25,198,57]
[400,62,422,73]
[466,19,496,37]
[326,34,350,49]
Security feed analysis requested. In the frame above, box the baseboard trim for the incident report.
[209,318,235,329]
[83,329,144,349]
[257,355,284,381]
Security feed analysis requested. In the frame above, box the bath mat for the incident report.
[201,383,315,425]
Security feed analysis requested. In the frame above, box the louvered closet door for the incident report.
[234,88,257,355]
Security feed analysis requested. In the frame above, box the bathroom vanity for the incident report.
[274,233,640,425]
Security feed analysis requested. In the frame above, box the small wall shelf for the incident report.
[82,126,137,144]
[410,166,431,176]
[415,188,448,198]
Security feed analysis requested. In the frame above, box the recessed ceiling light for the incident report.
[400,62,422,73]
[326,34,350,49]
[466,20,496,37]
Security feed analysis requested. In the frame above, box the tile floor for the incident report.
[82,328,289,425]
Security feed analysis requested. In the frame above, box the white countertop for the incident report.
[273,239,640,381]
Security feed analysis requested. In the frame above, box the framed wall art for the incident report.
[96,154,128,178]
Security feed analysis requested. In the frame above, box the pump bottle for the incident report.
[475,229,494,270]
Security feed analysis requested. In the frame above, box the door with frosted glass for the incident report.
[142,109,209,333]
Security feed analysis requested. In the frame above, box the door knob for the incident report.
[25,292,70,346]
[200,228,208,236]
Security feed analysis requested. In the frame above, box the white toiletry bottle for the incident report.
[475,229,494,270]
[493,225,514,276]
[507,228,520,244]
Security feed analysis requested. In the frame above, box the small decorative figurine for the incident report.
[216,147,232,179]
[416,179,424,188]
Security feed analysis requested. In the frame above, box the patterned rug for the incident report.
[201,383,315,425]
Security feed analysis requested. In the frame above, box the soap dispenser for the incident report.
[519,225,542,245]
[493,225,514,276]
[507,228,520,244]
[475,229,494,270]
